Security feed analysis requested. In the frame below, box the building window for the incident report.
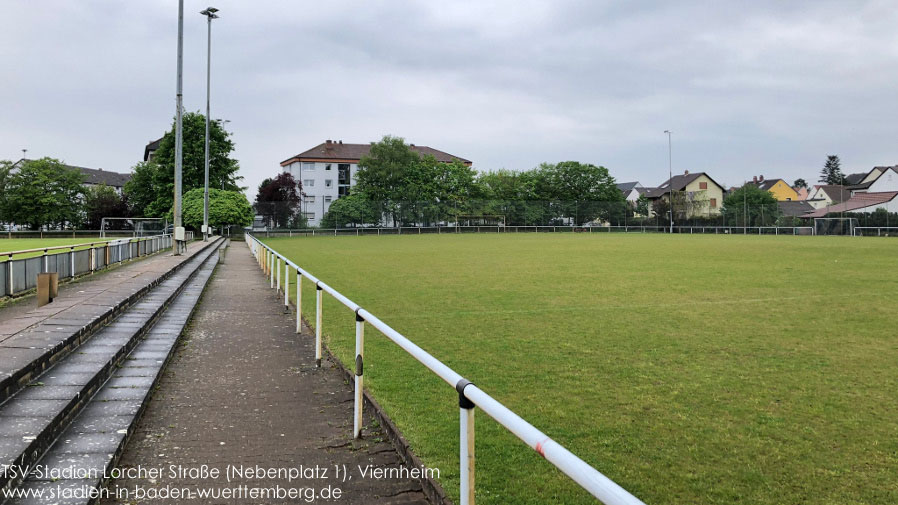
[324,196,332,203]
[699,182,708,190]
[710,198,717,208]
[325,164,332,171]
[304,195,315,203]
[325,180,333,188]
[304,179,314,187]
[302,162,315,171]
[303,212,315,220]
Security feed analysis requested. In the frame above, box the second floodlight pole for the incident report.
[200,6,219,242]
[173,0,184,255]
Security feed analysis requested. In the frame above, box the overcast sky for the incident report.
[2,1,897,194]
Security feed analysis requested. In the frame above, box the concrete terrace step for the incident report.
[0,239,225,501]
[0,240,220,404]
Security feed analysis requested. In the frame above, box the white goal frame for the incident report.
[814,217,858,236]
[100,217,168,238]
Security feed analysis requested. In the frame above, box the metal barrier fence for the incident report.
[245,233,645,505]
[255,225,817,237]
[1,230,155,239]
[853,226,898,237]
[0,234,179,298]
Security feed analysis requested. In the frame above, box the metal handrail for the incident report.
[0,234,171,258]
[245,233,645,505]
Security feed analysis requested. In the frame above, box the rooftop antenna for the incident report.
[21,149,27,160]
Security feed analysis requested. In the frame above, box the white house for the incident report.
[279,140,471,226]
[616,181,643,203]
[847,166,898,195]
[806,185,849,210]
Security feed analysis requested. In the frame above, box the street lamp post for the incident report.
[664,130,673,234]
[173,0,185,255]
[200,7,219,242]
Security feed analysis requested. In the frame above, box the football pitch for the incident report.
[264,233,898,505]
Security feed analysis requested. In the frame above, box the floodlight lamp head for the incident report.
[200,7,219,17]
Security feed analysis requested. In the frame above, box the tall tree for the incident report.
[538,161,623,225]
[84,184,129,229]
[723,184,780,226]
[124,161,162,217]
[254,172,302,228]
[4,158,85,229]
[145,112,242,217]
[793,178,808,189]
[355,136,424,226]
[819,155,845,185]
[0,160,12,224]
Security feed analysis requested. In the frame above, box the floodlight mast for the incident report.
[173,0,185,255]
[200,6,219,242]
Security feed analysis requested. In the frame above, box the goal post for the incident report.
[814,217,858,236]
[100,217,168,238]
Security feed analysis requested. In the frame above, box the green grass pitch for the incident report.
[264,233,898,505]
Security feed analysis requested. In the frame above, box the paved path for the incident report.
[101,244,428,504]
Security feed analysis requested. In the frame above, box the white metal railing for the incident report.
[254,225,817,237]
[245,233,645,505]
[853,226,898,237]
[1,234,177,298]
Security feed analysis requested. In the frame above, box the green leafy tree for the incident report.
[84,184,129,229]
[793,178,808,189]
[476,169,555,225]
[355,136,422,225]
[320,192,381,228]
[124,161,162,217]
[819,155,845,185]
[539,161,623,225]
[145,113,242,216]
[723,184,780,226]
[178,188,253,230]
[0,160,12,224]
[4,158,85,229]
[635,194,650,216]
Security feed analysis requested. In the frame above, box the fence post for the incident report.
[353,313,365,439]
[42,250,48,273]
[270,252,275,289]
[7,255,12,294]
[276,256,281,293]
[284,261,289,311]
[70,247,75,278]
[315,284,323,367]
[458,380,476,505]
[296,270,303,334]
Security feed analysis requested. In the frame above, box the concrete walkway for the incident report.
[101,244,428,504]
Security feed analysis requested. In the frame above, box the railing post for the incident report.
[284,261,289,311]
[315,284,323,367]
[296,270,303,334]
[70,247,75,278]
[457,380,476,505]
[270,252,275,289]
[353,312,365,438]
[276,256,281,293]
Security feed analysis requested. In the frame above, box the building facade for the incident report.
[280,140,471,226]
